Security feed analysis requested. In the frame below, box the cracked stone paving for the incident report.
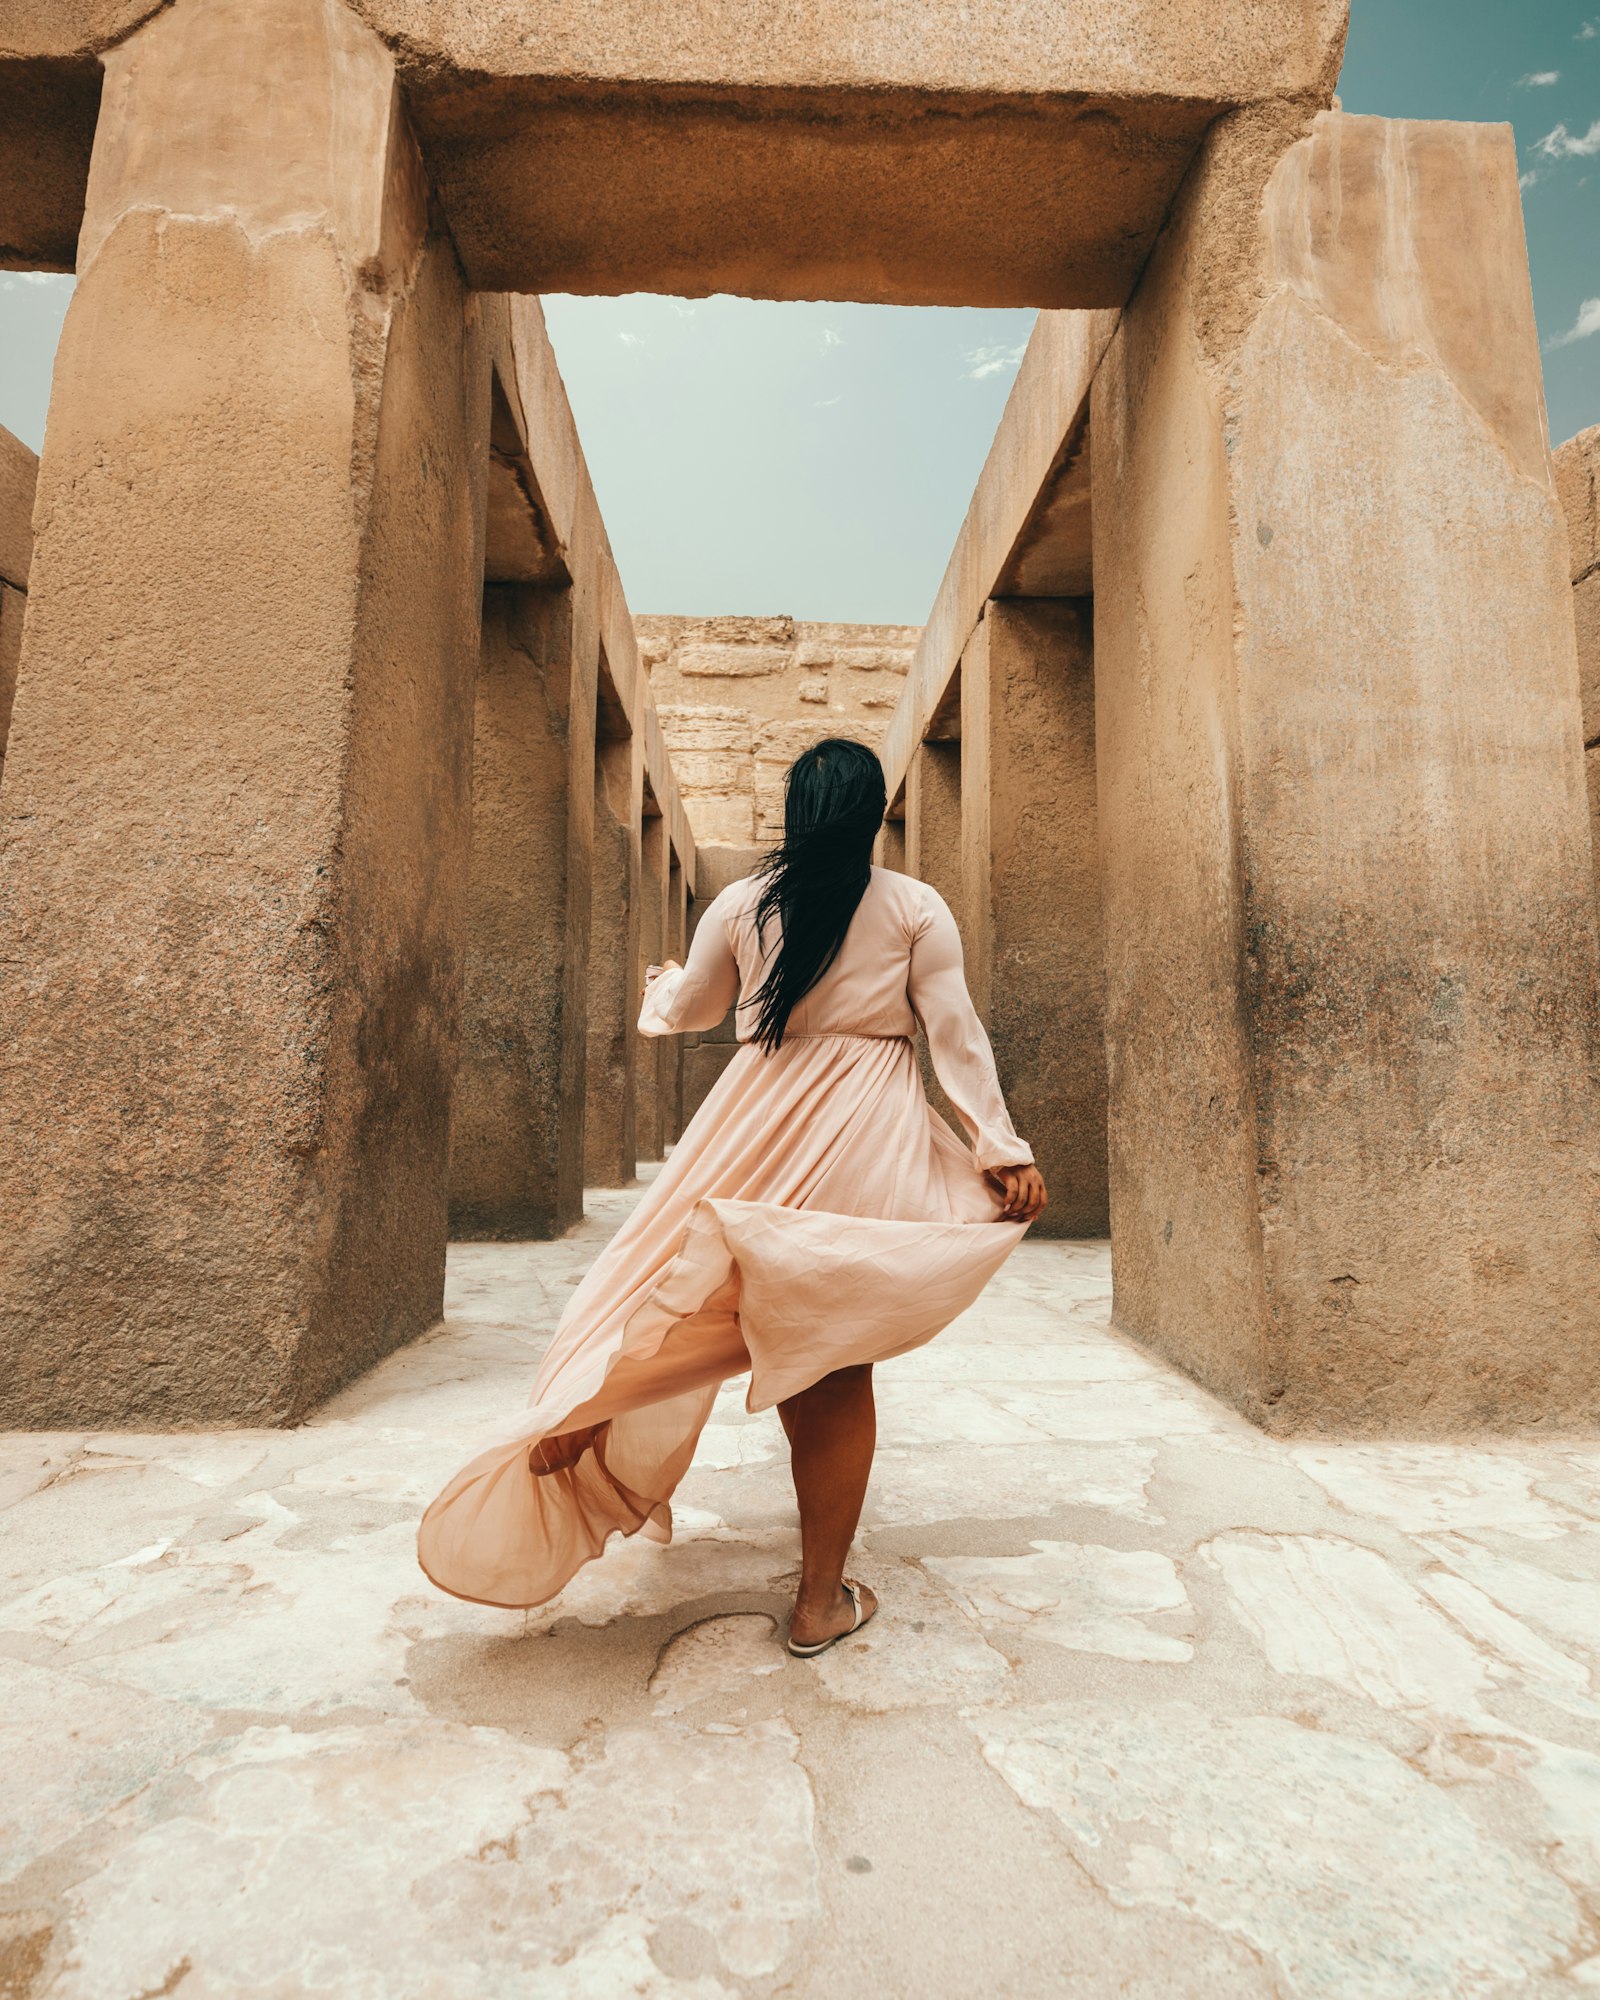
[3,1173,1599,1997]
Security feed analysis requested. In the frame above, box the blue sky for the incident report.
[1,0,1595,623]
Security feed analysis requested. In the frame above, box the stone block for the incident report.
[677,643,793,678]
[668,749,754,795]
[1092,108,1600,1434]
[0,0,490,1427]
[842,674,901,710]
[684,795,755,844]
[795,642,911,673]
[798,678,830,704]
[655,704,753,753]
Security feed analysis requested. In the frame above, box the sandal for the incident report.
[787,1580,877,1658]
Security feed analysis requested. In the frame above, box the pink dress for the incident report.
[417,866,1034,1608]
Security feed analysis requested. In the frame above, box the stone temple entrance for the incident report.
[2,0,1595,1438]
[1,2,1599,1990]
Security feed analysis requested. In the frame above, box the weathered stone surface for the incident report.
[0,0,491,1426]
[3,1181,1597,1995]
[642,618,917,848]
[586,731,642,1188]
[1092,110,1600,1433]
[962,600,1108,1236]
[656,705,754,753]
[0,423,36,591]
[449,586,589,1241]
[678,643,792,679]
[1555,424,1600,745]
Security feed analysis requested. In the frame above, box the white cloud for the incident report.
[1518,70,1561,86]
[618,331,643,346]
[1520,168,1539,188]
[1549,298,1600,348]
[820,327,844,351]
[666,299,697,318]
[814,395,842,408]
[1580,18,1598,37]
[1536,117,1600,157]
[964,341,1028,381]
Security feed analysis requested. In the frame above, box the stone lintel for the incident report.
[2,0,1345,302]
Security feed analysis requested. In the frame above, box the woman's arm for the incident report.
[907,885,1035,1174]
[638,889,742,1037]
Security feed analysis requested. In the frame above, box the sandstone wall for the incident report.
[639,615,918,844]
[0,424,37,783]
[1556,425,1600,877]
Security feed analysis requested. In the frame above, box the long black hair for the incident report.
[744,737,887,1053]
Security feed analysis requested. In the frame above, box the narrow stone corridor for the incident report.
[3,1174,1598,1997]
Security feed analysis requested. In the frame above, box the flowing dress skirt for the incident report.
[417,1029,1025,1608]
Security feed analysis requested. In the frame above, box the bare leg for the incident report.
[779,1363,879,1647]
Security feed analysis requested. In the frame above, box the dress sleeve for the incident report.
[907,885,1034,1171]
[638,887,743,1037]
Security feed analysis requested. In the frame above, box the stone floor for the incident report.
[3,1177,1600,1999]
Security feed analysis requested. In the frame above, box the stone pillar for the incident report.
[0,425,37,780]
[585,723,642,1185]
[664,850,687,1142]
[449,585,592,1239]
[636,813,669,1161]
[906,736,967,1134]
[1092,109,1600,1433]
[1555,425,1600,892]
[877,820,907,871]
[960,602,1108,1236]
[0,0,491,1428]
[907,738,964,933]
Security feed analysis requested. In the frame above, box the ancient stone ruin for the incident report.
[0,0,1596,1444]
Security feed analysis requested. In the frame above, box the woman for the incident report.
[418,738,1045,1656]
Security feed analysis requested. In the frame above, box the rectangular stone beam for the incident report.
[0,423,37,780]
[878,309,1120,805]
[962,603,1108,1236]
[2,1,1346,306]
[0,0,492,1427]
[1093,108,1600,1434]
[492,296,697,902]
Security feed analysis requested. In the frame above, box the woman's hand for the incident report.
[644,958,682,990]
[989,1163,1047,1223]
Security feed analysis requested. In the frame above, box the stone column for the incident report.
[585,725,642,1186]
[1555,426,1600,892]
[1093,109,1600,1433]
[0,425,36,780]
[449,584,592,1239]
[636,813,669,1162]
[960,603,1108,1235]
[907,738,964,931]
[906,735,967,1134]
[664,851,687,1142]
[0,0,492,1428]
